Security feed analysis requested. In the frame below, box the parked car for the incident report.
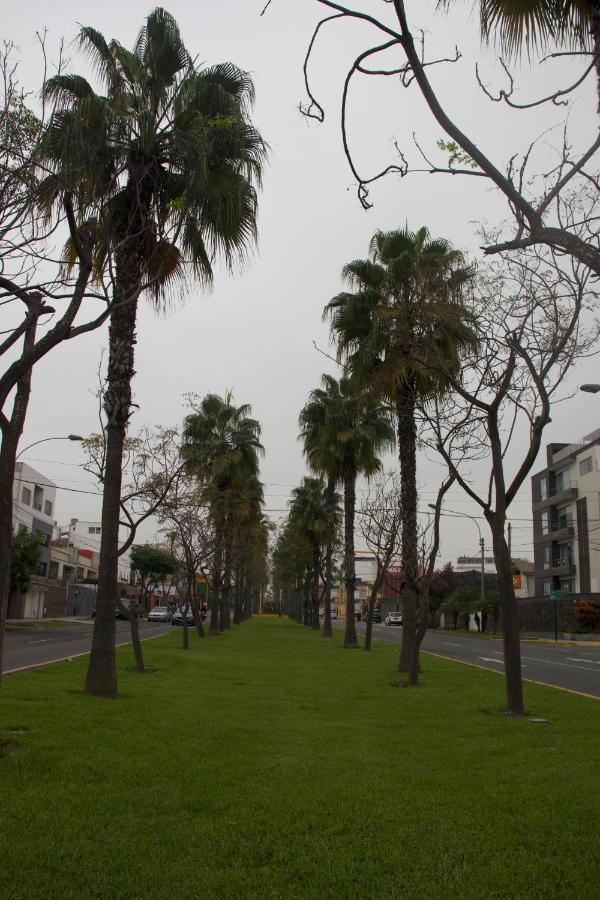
[371,608,382,623]
[115,598,135,619]
[148,605,170,623]
[330,609,338,620]
[385,611,403,626]
[172,607,194,626]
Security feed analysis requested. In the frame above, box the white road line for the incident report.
[479,657,504,664]
[521,655,598,673]
[27,639,50,644]
[565,657,600,665]
[443,642,461,647]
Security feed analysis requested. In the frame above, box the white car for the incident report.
[385,611,403,626]
[148,605,170,622]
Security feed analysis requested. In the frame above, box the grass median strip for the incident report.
[0,618,598,899]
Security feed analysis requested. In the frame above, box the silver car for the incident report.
[148,605,170,622]
[385,611,402,626]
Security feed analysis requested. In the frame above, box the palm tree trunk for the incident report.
[221,527,233,631]
[343,457,358,648]
[311,541,321,630]
[84,289,139,698]
[210,507,224,634]
[322,477,335,639]
[396,387,418,682]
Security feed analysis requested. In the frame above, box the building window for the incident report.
[542,546,550,569]
[541,511,549,535]
[37,561,47,577]
[44,499,53,516]
[49,561,59,579]
[556,505,573,530]
[554,469,570,493]
[76,567,84,580]
[542,581,551,596]
[557,543,573,567]
[21,487,31,505]
[88,526,101,535]
[579,456,593,476]
[539,477,547,501]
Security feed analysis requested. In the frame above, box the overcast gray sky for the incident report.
[7,0,598,564]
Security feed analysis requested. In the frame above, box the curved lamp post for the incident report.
[16,435,84,460]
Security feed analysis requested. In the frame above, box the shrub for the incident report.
[573,600,600,633]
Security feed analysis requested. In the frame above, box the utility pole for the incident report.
[480,537,485,606]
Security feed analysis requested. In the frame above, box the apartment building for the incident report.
[531,428,600,596]
[12,462,57,578]
[456,555,496,575]
[60,518,133,584]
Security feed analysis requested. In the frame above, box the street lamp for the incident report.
[579,384,600,393]
[16,434,84,460]
[428,503,486,611]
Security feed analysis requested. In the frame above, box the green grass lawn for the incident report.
[0,619,598,899]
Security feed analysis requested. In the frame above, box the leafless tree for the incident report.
[359,472,402,651]
[277,1,600,275]
[419,239,600,714]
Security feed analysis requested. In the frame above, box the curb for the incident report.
[3,629,171,676]
[422,650,600,701]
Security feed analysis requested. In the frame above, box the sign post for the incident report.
[550,589,566,642]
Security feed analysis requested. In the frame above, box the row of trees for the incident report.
[0,9,266,695]
[273,213,597,716]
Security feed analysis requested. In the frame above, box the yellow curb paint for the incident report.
[422,650,600,701]
[3,630,171,676]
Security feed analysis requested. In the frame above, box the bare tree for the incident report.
[419,240,600,714]
[285,1,600,275]
[359,472,402,651]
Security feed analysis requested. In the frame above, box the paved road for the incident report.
[346,622,600,697]
[3,620,172,674]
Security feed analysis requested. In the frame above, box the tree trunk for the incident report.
[396,387,418,682]
[364,583,380,652]
[488,515,524,716]
[343,457,358,648]
[590,2,600,113]
[302,580,310,626]
[311,541,321,630]
[182,610,190,650]
[322,477,335,639]
[84,289,139,698]
[129,611,145,673]
[0,315,38,682]
[221,526,232,632]
[233,565,243,625]
[210,508,224,634]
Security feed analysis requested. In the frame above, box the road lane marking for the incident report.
[566,657,600,665]
[479,657,504,664]
[521,655,598,672]
[443,642,461,647]
[27,639,49,644]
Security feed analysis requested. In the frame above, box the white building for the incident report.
[532,428,600,595]
[12,462,57,578]
[61,518,133,584]
[456,555,496,575]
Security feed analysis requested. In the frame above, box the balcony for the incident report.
[532,481,578,511]
[533,523,575,544]
[549,561,576,577]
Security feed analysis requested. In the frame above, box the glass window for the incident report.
[579,457,593,476]
[44,499,53,516]
[539,477,547,500]
[558,543,573,566]
[21,487,31,505]
[37,561,47,577]
[49,561,59,579]
[542,581,551,596]
[542,545,550,569]
[541,511,549,535]
[556,505,573,530]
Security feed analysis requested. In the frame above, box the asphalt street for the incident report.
[3,620,172,674]
[347,622,600,697]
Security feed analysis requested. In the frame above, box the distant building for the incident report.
[531,428,600,595]
[512,559,536,599]
[456,555,496,575]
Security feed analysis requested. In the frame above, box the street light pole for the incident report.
[16,434,84,460]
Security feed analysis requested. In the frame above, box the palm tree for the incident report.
[38,10,265,698]
[438,2,599,106]
[325,227,475,679]
[182,392,264,633]
[300,374,395,648]
[299,386,343,638]
[289,477,330,630]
